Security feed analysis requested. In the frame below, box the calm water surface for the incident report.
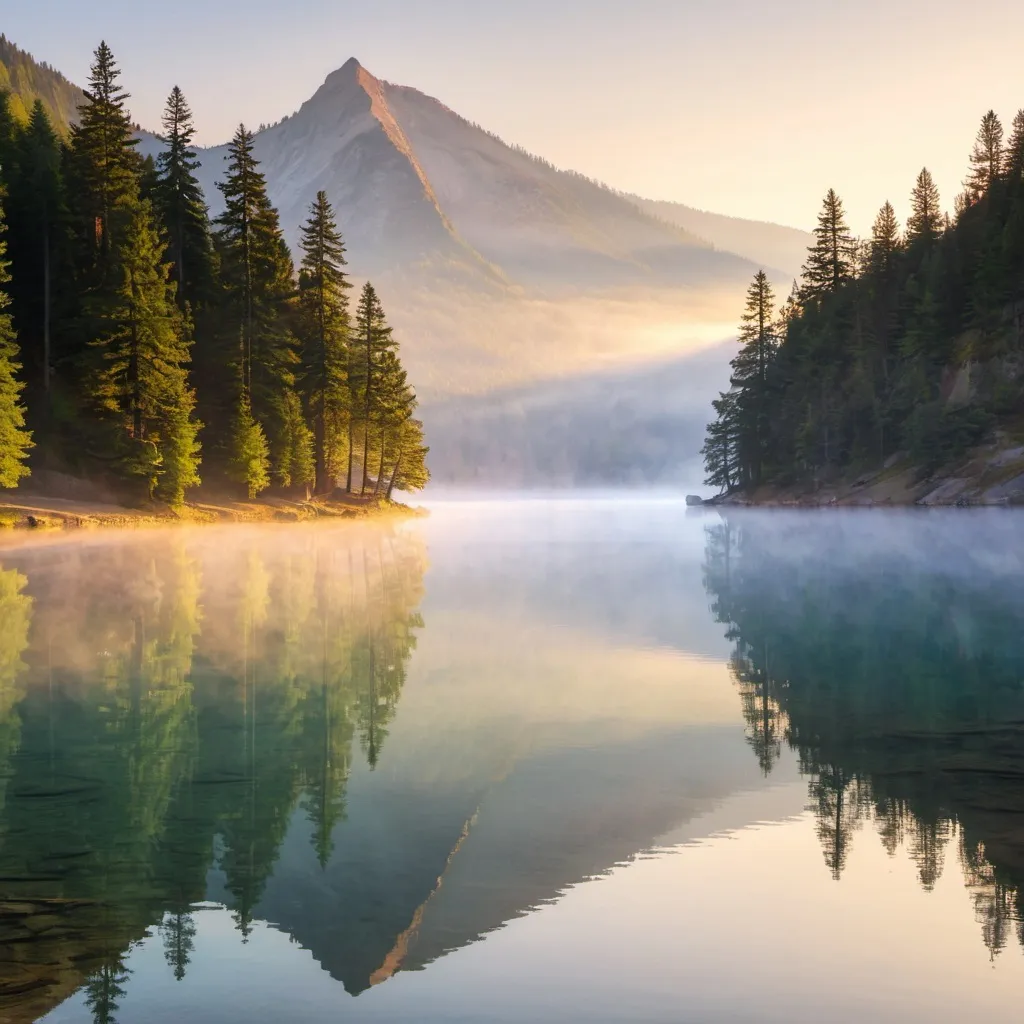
[0,500,1023,1022]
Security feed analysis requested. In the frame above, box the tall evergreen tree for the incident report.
[0,91,17,187]
[868,202,902,277]
[215,125,297,463]
[155,86,213,307]
[227,394,270,499]
[297,191,351,493]
[965,110,1004,202]
[0,190,32,487]
[352,282,396,494]
[702,390,739,494]
[88,199,201,504]
[906,168,943,247]
[801,189,856,300]
[385,416,429,499]
[8,100,65,398]
[67,42,140,268]
[729,270,777,485]
[1005,110,1024,183]
[371,348,416,497]
[273,388,314,492]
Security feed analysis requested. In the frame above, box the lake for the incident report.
[1,500,1023,1022]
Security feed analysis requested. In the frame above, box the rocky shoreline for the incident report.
[697,432,1024,508]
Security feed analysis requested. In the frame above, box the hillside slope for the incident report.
[630,195,812,280]
[0,35,84,131]
[149,58,770,296]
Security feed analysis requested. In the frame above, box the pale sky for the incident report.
[6,0,1024,234]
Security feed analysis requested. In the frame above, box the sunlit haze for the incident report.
[7,0,1024,233]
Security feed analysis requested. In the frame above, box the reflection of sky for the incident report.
[8,1,1024,231]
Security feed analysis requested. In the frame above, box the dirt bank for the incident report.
[0,491,423,530]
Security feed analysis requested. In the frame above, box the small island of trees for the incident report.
[0,42,428,508]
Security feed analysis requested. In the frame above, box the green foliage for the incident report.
[0,40,430,504]
[228,395,270,499]
[87,198,201,501]
[0,191,32,488]
[273,389,315,491]
[67,42,140,271]
[906,402,993,479]
[0,34,84,135]
[215,125,297,426]
[702,390,739,493]
[297,190,351,493]
[800,188,856,301]
[155,87,214,307]
[705,105,1024,490]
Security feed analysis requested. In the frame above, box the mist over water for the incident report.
[0,504,1022,1022]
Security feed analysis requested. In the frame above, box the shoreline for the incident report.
[0,492,425,531]
[703,432,1024,509]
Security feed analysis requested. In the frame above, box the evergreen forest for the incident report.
[0,41,428,507]
[704,109,1024,494]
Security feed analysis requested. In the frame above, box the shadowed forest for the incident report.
[705,110,1024,493]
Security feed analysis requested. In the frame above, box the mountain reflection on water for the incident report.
[0,506,1023,1022]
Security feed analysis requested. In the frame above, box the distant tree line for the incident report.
[704,108,1024,492]
[0,41,428,505]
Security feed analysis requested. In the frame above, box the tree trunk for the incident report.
[361,335,372,494]
[373,428,388,497]
[386,448,404,502]
[345,415,353,493]
[42,216,51,397]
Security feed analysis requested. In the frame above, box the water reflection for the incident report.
[703,511,1024,957]
[3,506,1024,1022]
[0,527,425,1021]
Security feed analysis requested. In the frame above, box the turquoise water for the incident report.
[0,502,1023,1022]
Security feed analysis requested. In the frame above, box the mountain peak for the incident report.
[322,56,365,90]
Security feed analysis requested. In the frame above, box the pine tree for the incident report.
[729,270,777,485]
[297,191,351,493]
[868,202,902,277]
[906,169,943,247]
[702,390,739,493]
[0,190,33,487]
[0,92,17,188]
[88,199,201,503]
[352,282,397,494]
[386,416,429,499]
[372,348,416,497]
[801,189,856,300]
[67,42,140,267]
[215,125,297,455]
[8,100,65,398]
[1005,110,1024,183]
[273,388,314,492]
[155,86,213,307]
[965,110,1004,201]
[227,394,270,499]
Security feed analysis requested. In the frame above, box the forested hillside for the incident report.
[0,42,428,507]
[704,109,1024,496]
[0,35,84,132]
